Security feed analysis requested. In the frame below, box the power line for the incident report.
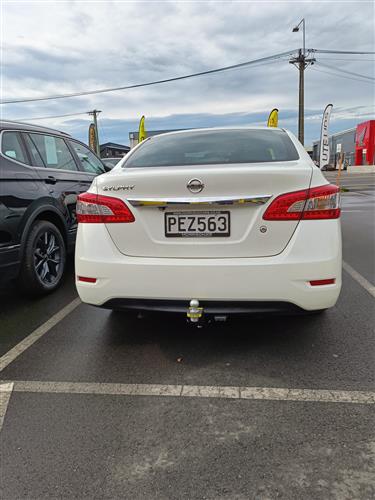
[309,49,375,55]
[311,65,375,84]
[0,49,298,105]
[4,59,287,120]
[4,60,288,123]
[315,57,375,62]
[311,65,373,84]
[13,111,91,122]
[317,61,375,81]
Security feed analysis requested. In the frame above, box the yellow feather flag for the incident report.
[267,108,279,127]
[138,115,147,142]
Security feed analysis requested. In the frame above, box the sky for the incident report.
[1,0,374,147]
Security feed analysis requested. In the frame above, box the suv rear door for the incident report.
[22,132,92,243]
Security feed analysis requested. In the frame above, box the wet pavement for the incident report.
[0,173,374,499]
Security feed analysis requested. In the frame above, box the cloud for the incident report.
[1,0,374,146]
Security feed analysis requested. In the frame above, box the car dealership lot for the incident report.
[0,174,374,499]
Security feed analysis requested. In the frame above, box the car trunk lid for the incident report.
[98,161,312,258]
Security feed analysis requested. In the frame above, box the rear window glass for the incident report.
[1,131,28,163]
[124,129,299,168]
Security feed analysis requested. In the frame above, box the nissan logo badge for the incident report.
[187,178,204,194]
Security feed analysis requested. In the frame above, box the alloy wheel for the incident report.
[33,230,62,285]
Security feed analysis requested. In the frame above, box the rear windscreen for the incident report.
[124,129,299,168]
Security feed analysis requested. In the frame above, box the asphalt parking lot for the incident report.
[1,172,374,499]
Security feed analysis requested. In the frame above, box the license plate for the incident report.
[165,211,230,238]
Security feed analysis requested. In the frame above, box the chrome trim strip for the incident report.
[127,195,271,207]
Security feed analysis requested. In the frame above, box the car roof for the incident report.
[0,120,71,137]
[147,126,286,139]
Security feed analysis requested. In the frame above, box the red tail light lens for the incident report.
[263,188,308,221]
[310,279,336,286]
[77,276,97,283]
[76,193,135,223]
[263,184,341,221]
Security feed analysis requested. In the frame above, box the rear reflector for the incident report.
[310,279,336,286]
[76,193,135,223]
[263,184,341,221]
[77,276,97,283]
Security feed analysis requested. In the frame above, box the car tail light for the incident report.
[263,184,340,221]
[310,279,336,286]
[77,276,97,283]
[76,193,135,223]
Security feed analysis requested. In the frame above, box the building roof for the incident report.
[100,142,130,151]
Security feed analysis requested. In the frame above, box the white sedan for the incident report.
[75,127,341,320]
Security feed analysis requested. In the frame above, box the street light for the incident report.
[292,18,306,56]
[289,18,314,145]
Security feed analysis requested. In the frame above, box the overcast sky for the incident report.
[1,0,374,146]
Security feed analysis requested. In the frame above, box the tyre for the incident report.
[18,220,66,296]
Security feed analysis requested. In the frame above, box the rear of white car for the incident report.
[75,128,341,316]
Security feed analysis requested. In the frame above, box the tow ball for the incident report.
[187,299,204,323]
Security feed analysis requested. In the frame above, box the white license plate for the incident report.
[165,211,230,237]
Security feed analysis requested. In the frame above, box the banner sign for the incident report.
[88,123,96,151]
[319,104,333,169]
[267,108,279,127]
[138,115,146,142]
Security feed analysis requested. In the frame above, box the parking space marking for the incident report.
[0,298,81,373]
[343,260,375,298]
[3,380,374,405]
[0,382,14,432]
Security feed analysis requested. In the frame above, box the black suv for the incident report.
[0,120,107,295]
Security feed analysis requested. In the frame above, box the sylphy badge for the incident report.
[103,185,135,191]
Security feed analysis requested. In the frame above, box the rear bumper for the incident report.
[101,298,304,315]
[75,221,342,312]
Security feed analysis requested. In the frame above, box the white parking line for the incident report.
[0,298,81,373]
[0,382,14,432]
[343,261,375,298]
[3,380,374,405]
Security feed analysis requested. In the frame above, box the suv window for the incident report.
[1,131,28,163]
[124,129,300,168]
[68,140,105,174]
[28,133,77,171]
[23,133,45,167]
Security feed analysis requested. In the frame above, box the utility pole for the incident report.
[88,109,101,156]
[290,19,315,145]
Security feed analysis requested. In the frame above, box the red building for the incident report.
[355,120,375,166]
